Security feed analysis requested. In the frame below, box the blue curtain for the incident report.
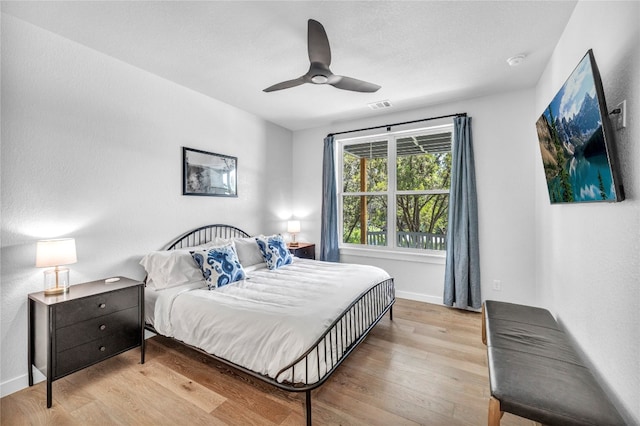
[444,116,481,309]
[320,135,339,262]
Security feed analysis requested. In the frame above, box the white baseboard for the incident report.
[395,291,481,312]
[1,368,45,398]
[395,290,443,305]
[3,333,157,398]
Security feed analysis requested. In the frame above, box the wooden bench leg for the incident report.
[488,396,504,426]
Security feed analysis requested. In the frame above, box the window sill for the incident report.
[339,246,446,264]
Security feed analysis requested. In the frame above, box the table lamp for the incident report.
[36,238,77,295]
[287,220,300,247]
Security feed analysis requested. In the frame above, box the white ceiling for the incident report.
[2,1,577,131]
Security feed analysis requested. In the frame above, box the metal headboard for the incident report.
[164,224,250,250]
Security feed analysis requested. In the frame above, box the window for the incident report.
[338,124,453,252]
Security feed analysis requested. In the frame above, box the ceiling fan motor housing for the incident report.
[308,62,332,84]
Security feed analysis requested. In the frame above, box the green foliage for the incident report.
[397,152,451,191]
[396,194,449,234]
[342,146,451,248]
[396,151,450,234]
[546,106,574,202]
[342,195,387,244]
[597,170,606,200]
[342,151,387,193]
[560,168,574,202]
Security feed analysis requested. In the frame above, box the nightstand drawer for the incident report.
[296,246,314,258]
[56,330,139,377]
[289,243,315,260]
[55,286,139,327]
[56,307,140,352]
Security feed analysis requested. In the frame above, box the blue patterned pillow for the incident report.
[255,234,293,270]
[190,244,246,290]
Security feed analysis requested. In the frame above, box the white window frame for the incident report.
[337,123,453,260]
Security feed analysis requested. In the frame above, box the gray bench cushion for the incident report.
[487,318,583,365]
[485,300,560,330]
[484,300,624,426]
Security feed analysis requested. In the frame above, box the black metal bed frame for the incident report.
[146,224,395,425]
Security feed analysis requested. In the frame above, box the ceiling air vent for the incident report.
[368,100,393,110]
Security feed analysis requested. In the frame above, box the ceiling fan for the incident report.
[263,19,381,93]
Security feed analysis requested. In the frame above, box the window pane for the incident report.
[342,195,387,246]
[396,194,448,250]
[343,141,388,192]
[396,135,451,191]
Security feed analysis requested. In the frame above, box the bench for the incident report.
[481,300,625,426]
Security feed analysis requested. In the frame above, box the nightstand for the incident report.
[288,242,315,260]
[28,276,144,408]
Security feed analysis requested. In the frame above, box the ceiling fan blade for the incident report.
[263,77,306,92]
[331,75,381,93]
[308,19,331,66]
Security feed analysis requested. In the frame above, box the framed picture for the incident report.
[183,147,237,197]
[535,50,623,203]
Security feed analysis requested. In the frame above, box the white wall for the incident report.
[534,2,639,423]
[0,14,292,396]
[292,88,539,305]
[3,3,637,421]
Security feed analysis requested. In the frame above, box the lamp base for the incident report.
[44,286,69,296]
[43,267,70,296]
[289,242,299,247]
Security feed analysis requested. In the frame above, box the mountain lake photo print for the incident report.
[536,51,620,204]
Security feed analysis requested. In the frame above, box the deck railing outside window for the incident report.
[367,231,446,251]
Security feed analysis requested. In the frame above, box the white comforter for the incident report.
[152,258,391,384]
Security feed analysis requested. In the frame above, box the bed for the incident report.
[142,224,395,424]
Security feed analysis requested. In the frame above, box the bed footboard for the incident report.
[275,277,395,389]
[146,277,394,426]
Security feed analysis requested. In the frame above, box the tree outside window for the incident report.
[339,126,452,251]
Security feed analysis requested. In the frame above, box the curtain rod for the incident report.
[327,112,467,138]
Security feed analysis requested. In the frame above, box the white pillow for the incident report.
[140,249,204,290]
[211,237,232,246]
[233,237,265,267]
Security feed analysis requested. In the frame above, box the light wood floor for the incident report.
[2,298,536,425]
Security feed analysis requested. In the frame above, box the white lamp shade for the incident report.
[36,238,77,267]
[287,220,301,233]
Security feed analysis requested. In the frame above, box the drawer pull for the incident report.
[99,346,106,352]
[99,324,107,331]
[98,303,106,309]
